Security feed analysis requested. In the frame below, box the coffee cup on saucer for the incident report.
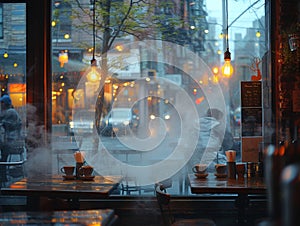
[79,165,94,177]
[192,164,207,174]
[215,164,227,175]
[61,165,75,176]
[193,164,208,178]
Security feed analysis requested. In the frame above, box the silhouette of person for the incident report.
[0,94,22,182]
[192,108,235,172]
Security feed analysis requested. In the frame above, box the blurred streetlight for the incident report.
[212,66,219,75]
[212,67,220,84]
[256,30,261,38]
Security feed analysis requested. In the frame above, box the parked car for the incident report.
[99,108,139,136]
[68,110,95,135]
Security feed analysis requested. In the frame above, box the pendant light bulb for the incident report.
[222,0,233,78]
[87,67,101,82]
[87,0,101,82]
[87,59,101,82]
[222,48,233,78]
[86,0,101,82]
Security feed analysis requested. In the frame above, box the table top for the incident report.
[188,173,266,195]
[1,175,122,199]
[0,209,116,226]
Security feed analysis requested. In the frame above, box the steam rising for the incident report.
[22,40,226,187]
[73,40,226,187]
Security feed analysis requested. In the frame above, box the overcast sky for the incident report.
[204,0,265,60]
[205,0,265,36]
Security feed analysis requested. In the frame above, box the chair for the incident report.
[155,184,216,226]
[0,140,27,185]
[121,176,141,195]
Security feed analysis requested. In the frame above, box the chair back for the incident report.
[0,139,26,184]
[155,184,175,226]
[156,184,216,226]
[8,140,26,157]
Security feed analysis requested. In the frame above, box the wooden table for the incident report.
[1,175,122,210]
[0,209,117,225]
[188,173,266,224]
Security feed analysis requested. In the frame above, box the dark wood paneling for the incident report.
[26,0,52,140]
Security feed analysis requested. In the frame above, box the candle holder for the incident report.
[227,162,236,179]
[75,162,84,179]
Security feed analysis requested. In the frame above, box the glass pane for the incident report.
[0,3,26,136]
[51,0,268,196]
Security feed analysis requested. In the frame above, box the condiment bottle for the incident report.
[264,144,286,221]
[281,163,300,226]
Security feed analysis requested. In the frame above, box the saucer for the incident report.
[63,175,76,180]
[214,173,227,178]
[80,175,95,181]
[194,173,208,179]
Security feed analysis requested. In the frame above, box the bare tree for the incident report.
[69,0,188,134]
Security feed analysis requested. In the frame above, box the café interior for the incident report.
[0,0,300,225]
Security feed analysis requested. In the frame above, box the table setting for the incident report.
[191,150,263,181]
[188,150,266,224]
[60,151,95,181]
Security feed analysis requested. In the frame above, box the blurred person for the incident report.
[0,94,22,182]
[191,108,235,172]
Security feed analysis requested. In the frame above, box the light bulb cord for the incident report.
[225,0,229,50]
[92,0,96,61]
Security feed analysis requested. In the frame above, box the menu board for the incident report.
[241,81,262,107]
[240,81,263,162]
[241,108,262,136]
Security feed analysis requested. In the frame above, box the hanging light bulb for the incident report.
[87,58,101,82]
[87,0,101,82]
[221,0,233,78]
[222,48,233,78]
[87,67,101,82]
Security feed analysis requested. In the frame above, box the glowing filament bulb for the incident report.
[222,60,233,78]
[87,66,101,82]
[222,48,233,78]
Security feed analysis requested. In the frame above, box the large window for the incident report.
[0,3,26,132]
[51,0,269,196]
[0,4,3,39]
